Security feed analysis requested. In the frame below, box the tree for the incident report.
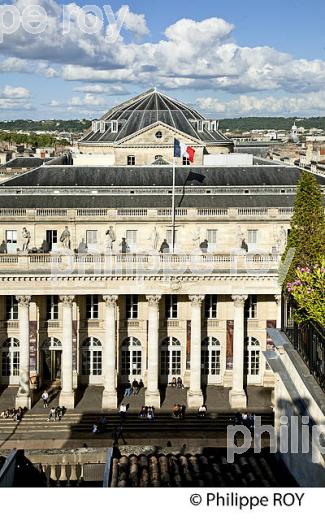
[287,260,325,327]
[282,170,325,287]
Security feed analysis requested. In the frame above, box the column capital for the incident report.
[16,295,31,307]
[103,295,118,307]
[59,295,75,307]
[274,294,282,304]
[146,295,161,307]
[231,294,248,307]
[189,294,205,306]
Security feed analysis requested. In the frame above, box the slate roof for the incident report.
[80,89,232,145]
[4,165,322,188]
[1,157,51,169]
[0,193,297,209]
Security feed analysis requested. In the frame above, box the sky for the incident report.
[1,0,325,120]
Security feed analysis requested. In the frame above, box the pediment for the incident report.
[116,121,205,146]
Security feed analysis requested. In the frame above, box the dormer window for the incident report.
[111,120,118,133]
[99,120,106,133]
[92,121,100,133]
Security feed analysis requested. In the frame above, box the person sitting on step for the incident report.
[147,406,155,420]
[132,379,139,395]
[198,404,207,417]
[176,377,184,389]
[169,377,177,387]
[123,383,132,398]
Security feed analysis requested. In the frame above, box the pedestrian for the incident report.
[119,403,128,421]
[47,407,56,421]
[112,424,127,446]
[41,390,49,408]
[132,379,139,395]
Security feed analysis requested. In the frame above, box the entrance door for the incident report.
[201,337,222,385]
[244,337,262,384]
[160,337,182,384]
[42,337,62,381]
[42,350,62,381]
[120,337,142,383]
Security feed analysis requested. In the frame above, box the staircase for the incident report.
[0,411,274,444]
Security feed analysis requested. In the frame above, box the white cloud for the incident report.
[197,92,325,116]
[73,83,129,95]
[2,2,325,115]
[0,85,30,99]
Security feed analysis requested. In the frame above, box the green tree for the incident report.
[282,170,325,287]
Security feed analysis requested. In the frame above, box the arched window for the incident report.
[81,337,102,376]
[42,337,62,349]
[201,337,221,377]
[1,338,19,377]
[160,337,181,377]
[121,337,142,376]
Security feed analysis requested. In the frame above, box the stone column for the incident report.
[229,294,248,409]
[145,295,161,408]
[188,295,204,408]
[102,295,118,409]
[274,294,282,329]
[16,296,31,409]
[59,295,75,408]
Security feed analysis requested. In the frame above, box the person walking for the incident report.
[41,390,49,408]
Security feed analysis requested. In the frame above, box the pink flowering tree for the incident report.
[287,258,325,328]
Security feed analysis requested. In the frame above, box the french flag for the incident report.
[174,138,195,163]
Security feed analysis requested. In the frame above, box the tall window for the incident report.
[1,338,20,377]
[5,230,17,253]
[207,230,217,252]
[166,230,178,247]
[245,295,258,319]
[81,337,102,376]
[126,230,137,252]
[86,230,98,252]
[6,296,18,320]
[247,229,258,250]
[46,296,59,320]
[127,155,135,165]
[86,295,99,320]
[165,295,178,319]
[121,337,142,376]
[126,295,138,319]
[46,230,58,252]
[205,295,218,319]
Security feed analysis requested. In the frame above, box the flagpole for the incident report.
[171,155,176,254]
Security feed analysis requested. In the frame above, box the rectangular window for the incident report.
[245,295,258,319]
[86,295,99,320]
[127,155,135,165]
[111,120,118,133]
[12,352,20,376]
[46,295,59,320]
[165,295,178,319]
[166,230,178,247]
[86,230,98,253]
[126,230,137,252]
[205,295,218,319]
[247,229,258,250]
[6,230,17,253]
[6,296,18,320]
[46,230,58,252]
[81,351,91,375]
[207,229,217,252]
[182,157,190,166]
[92,351,102,375]
[126,295,138,319]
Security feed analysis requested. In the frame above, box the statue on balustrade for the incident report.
[60,226,71,249]
[159,239,170,254]
[148,225,159,250]
[22,227,31,252]
[192,227,201,249]
[105,226,116,252]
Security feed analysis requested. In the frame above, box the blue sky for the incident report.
[1,0,325,119]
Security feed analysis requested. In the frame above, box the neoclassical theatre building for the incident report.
[0,90,324,410]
